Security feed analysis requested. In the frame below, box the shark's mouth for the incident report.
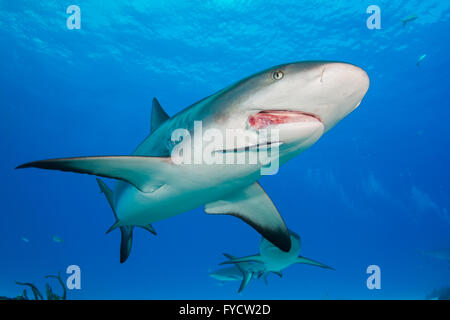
[248,110,322,130]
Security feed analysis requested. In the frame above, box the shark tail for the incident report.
[119,226,134,263]
[96,178,156,263]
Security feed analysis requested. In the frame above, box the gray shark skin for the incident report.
[220,231,334,293]
[17,61,369,263]
[209,265,273,292]
[221,230,334,273]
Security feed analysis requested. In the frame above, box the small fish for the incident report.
[52,235,63,243]
[402,15,418,27]
[416,54,427,66]
[21,236,29,243]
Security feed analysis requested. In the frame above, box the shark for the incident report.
[210,266,245,283]
[16,61,370,263]
[210,255,267,293]
[220,231,334,286]
[213,253,294,293]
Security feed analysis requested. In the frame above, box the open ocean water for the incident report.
[1,0,449,300]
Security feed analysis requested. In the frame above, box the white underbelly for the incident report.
[114,163,262,225]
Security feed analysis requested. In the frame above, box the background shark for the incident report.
[209,255,267,293]
[219,231,334,292]
[209,266,245,283]
[210,261,283,293]
[17,61,369,263]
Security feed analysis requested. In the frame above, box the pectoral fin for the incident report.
[237,271,253,293]
[205,182,291,252]
[296,256,335,270]
[220,253,254,293]
[17,156,173,193]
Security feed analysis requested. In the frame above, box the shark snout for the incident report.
[316,62,370,131]
[321,62,369,101]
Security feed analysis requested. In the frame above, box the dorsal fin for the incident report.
[151,97,169,134]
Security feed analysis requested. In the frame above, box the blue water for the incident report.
[1,0,449,299]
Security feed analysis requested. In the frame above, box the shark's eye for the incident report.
[272,70,284,80]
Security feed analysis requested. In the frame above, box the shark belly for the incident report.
[114,163,262,226]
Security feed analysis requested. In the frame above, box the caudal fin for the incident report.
[119,226,134,263]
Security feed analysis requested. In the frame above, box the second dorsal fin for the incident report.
[151,97,169,134]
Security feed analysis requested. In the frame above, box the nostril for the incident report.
[320,67,326,83]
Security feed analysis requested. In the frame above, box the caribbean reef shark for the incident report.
[211,254,267,293]
[17,61,369,263]
[220,231,334,292]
